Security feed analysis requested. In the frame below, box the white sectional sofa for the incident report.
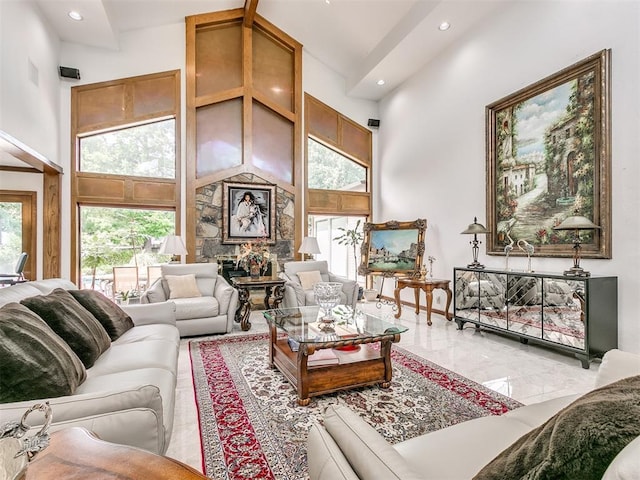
[0,278,180,454]
[308,349,640,480]
[141,263,238,337]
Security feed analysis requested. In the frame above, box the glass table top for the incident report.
[263,305,408,344]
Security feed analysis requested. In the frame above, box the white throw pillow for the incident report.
[165,274,202,299]
[297,270,322,291]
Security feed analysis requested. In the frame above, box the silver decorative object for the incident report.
[504,231,514,271]
[0,402,52,480]
[517,239,535,272]
[313,282,342,330]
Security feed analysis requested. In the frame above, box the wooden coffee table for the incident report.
[24,427,207,479]
[263,306,408,406]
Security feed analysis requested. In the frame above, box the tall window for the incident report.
[310,215,365,282]
[71,70,180,285]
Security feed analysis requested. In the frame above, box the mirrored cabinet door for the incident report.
[477,272,507,329]
[507,275,542,339]
[542,278,586,350]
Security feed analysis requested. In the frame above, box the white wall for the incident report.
[0,1,60,161]
[0,1,61,279]
[378,1,640,352]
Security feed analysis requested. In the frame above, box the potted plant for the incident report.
[333,220,365,298]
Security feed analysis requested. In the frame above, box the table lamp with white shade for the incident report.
[298,236,321,260]
[160,235,187,263]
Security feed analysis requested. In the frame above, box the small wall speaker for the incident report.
[58,66,81,80]
[367,119,380,128]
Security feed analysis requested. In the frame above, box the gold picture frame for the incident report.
[358,219,427,277]
[486,49,611,258]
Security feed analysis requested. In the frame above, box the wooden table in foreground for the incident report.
[394,277,453,325]
[231,275,285,331]
[264,306,408,406]
[24,427,207,479]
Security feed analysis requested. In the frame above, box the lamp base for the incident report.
[563,266,591,277]
[467,261,485,269]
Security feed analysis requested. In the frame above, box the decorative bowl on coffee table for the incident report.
[313,282,342,331]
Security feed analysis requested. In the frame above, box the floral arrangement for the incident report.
[236,237,270,273]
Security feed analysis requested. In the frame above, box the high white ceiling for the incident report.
[35,0,504,100]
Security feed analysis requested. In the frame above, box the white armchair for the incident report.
[279,260,358,309]
[140,263,238,336]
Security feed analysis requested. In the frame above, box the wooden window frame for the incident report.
[0,191,37,281]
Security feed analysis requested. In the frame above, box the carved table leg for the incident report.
[264,286,273,309]
[394,285,403,319]
[235,286,252,331]
[444,285,453,320]
[424,285,434,326]
[272,285,285,308]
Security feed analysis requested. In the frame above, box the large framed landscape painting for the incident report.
[486,49,611,258]
[359,219,427,277]
[222,182,276,245]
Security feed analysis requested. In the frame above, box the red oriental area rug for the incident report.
[190,333,522,480]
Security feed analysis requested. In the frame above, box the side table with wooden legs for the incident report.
[394,277,453,325]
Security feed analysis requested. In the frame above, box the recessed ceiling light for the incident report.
[377,79,385,86]
[68,11,83,21]
[325,0,331,4]
[439,21,450,31]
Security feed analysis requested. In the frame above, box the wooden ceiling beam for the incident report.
[243,0,258,28]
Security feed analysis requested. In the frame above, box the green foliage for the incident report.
[80,120,175,178]
[333,220,364,279]
[0,202,22,269]
[80,207,175,281]
[307,139,365,190]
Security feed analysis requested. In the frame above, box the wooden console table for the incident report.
[24,427,207,479]
[231,276,285,331]
[394,277,452,325]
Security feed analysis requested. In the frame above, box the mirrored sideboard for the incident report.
[453,267,618,369]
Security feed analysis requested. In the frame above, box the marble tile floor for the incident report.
[165,302,599,472]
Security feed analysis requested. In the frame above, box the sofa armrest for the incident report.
[596,349,640,388]
[318,405,422,480]
[120,302,177,327]
[280,272,306,307]
[140,278,167,304]
[0,385,167,454]
[214,276,234,314]
[308,421,360,480]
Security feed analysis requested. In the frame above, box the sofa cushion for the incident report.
[297,270,322,290]
[171,296,219,320]
[0,302,86,402]
[473,375,640,480]
[165,274,202,299]
[69,289,134,341]
[87,340,178,377]
[21,288,111,368]
[322,405,422,480]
